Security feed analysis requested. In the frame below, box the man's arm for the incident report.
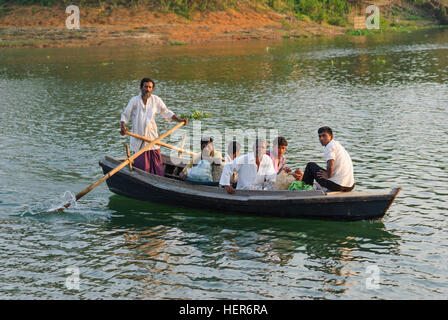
[157,97,188,125]
[120,98,134,136]
[326,159,334,177]
[220,161,240,194]
[171,114,188,126]
[317,159,334,180]
[293,168,303,181]
[282,166,292,173]
[120,121,127,136]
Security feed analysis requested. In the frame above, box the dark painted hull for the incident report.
[99,157,401,221]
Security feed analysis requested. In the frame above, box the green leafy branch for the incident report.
[180,109,211,120]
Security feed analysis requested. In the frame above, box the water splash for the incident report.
[21,191,77,216]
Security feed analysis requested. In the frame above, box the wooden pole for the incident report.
[125,131,196,157]
[125,144,133,170]
[178,133,187,158]
[56,122,186,212]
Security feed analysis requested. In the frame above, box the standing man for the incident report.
[302,126,355,192]
[120,78,187,176]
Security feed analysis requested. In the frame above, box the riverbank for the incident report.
[0,3,347,48]
[0,1,445,48]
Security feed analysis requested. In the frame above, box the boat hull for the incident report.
[99,157,400,221]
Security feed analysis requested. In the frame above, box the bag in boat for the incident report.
[274,171,296,190]
[186,159,213,182]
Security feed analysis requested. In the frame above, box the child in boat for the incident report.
[266,136,303,189]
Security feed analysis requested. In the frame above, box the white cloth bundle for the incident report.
[274,171,296,190]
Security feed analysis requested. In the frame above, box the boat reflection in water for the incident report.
[105,195,400,298]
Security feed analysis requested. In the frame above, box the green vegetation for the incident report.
[1,0,446,26]
[408,0,448,24]
[180,109,211,120]
[347,22,447,36]
[0,0,238,19]
[0,0,352,26]
[169,41,187,46]
[157,0,238,18]
[346,0,448,36]
[292,0,351,26]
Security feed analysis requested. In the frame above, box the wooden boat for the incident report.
[99,155,401,221]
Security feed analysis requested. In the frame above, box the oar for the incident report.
[125,131,197,157]
[56,121,186,212]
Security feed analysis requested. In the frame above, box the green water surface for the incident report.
[0,29,447,299]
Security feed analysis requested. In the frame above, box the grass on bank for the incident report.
[1,0,446,27]
[346,18,448,36]
[0,0,353,26]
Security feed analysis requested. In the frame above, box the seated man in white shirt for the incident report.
[302,126,355,192]
[220,138,277,194]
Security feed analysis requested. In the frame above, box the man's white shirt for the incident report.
[323,140,354,187]
[224,154,233,163]
[121,94,174,153]
[220,152,277,190]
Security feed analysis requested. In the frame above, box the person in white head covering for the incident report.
[219,138,277,194]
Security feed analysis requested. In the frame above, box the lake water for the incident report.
[0,28,447,299]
